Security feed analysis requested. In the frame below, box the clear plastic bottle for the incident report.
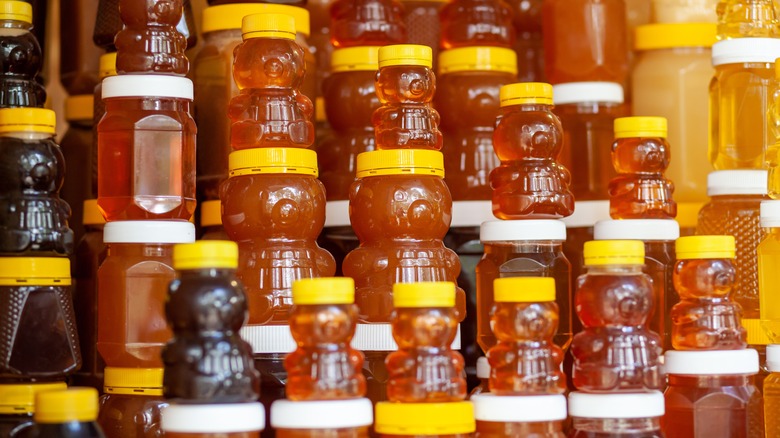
[97,368,167,438]
[271,399,372,438]
[439,0,515,49]
[759,201,780,342]
[25,388,106,438]
[329,0,405,47]
[764,344,780,436]
[569,392,665,437]
[0,382,66,437]
[472,393,566,438]
[161,403,265,438]
[717,0,780,39]
[60,95,95,243]
[374,402,475,438]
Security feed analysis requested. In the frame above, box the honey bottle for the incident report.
[759,200,780,342]
[571,240,662,392]
[439,0,516,49]
[162,241,260,402]
[220,148,335,325]
[490,82,574,219]
[608,116,676,219]
[0,1,46,108]
[285,277,366,400]
[386,282,466,403]
[374,402,475,438]
[400,0,446,71]
[161,403,265,438]
[229,13,314,150]
[717,0,779,38]
[93,0,196,52]
[271,398,373,438]
[373,45,442,150]
[0,382,67,437]
[764,344,780,436]
[486,277,565,395]
[329,0,405,47]
[26,388,106,438]
[472,393,567,438]
[569,392,665,437]
[97,368,167,437]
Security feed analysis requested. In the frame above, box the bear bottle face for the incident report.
[0,32,41,78]
[674,259,736,300]
[120,0,182,27]
[233,39,306,90]
[375,66,436,104]
[577,278,652,328]
[290,305,358,345]
[491,303,558,342]
[166,277,248,332]
[612,138,671,174]
[0,139,63,194]
[392,308,458,349]
[493,109,563,161]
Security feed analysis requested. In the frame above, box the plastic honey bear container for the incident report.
[386,282,467,402]
[487,277,566,395]
[285,277,366,400]
[608,116,676,219]
[490,82,574,219]
[671,235,747,350]
[0,1,46,107]
[373,44,443,150]
[229,13,313,150]
[114,0,189,75]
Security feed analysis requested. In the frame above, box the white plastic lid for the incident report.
[664,349,759,375]
[561,201,611,228]
[707,170,768,196]
[240,324,296,353]
[766,345,780,371]
[552,82,624,105]
[472,394,567,422]
[760,201,780,227]
[161,403,265,433]
[102,75,194,100]
[324,200,350,228]
[593,219,680,241]
[476,357,490,379]
[480,219,566,242]
[568,391,665,419]
[271,398,373,429]
[103,221,195,244]
[350,323,462,351]
[452,201,494,227]
[712,38,780,66]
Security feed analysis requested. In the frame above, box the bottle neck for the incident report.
[0,20,31,31]
[0,131,54,141]
[104,96,191,113]
[107,242,174,258]
[585,264,644,274]
[667,374,754,388]
[504,103,552,112]
[483,240,564,253]
[572,416,661,433]
[178,268,237,278]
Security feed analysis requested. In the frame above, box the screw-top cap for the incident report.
[103,367,163,395]
[103,221,195,244]
[374,402,475,435]
[204,4,309,36]
[675,235,735,260]
[552,82,624,105]
[378,44,433,68]
[292,277,355,305]
[102,75,194,100]
[356,149,444,178]
[707,170,768,195]
[761,200,780,227]
[0,257,70,286]
[493,277,556,303]
[712,38,780,66]
[594,219,680,241]
[162,403,265,433]
[331,46,380,72]
[242,13,297,40]
[613,116,667,139]
[583,240,645,266]
[635,23,717,50]
[480,219,566,242]
[500,82,553,107]
[82,200,105,226]
[472,394,567,422]
[0,108,55,134]
[476,356,490,379]
[200,200,222,227]
[271,399,373,428]
[229,148,318,177]
[393,282,456,308]
[568,391,664,419]
[438,46,517,75]
[766,344,780,371]
[173,241,238,270]
[99,52,118,79]
[0,1,32,24]
[664,349,759,375]
[34,388,99,424]
[65,95,94,122]
[0,382,67,415]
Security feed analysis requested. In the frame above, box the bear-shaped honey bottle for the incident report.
[487,277,566,395]
[571,240,662,392]
[0,1,46,107]
[229,13,313,150]
[608,116,677,219]
[162,241,260,402]
[285,277,367,400]
[385,282,467,402]
[329,0,406,48]
[490,82,574,219]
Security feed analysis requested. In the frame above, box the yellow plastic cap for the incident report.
[204,4,309,35]
[614,116,667,139]
[64,95,94,122]
[173,241,238,270]
[356,149,444,178]
[0,382,66,415]
[493,277,556,303]
[0,108,55,134]
[438,46,518,75]
[635,23,717,50]
[378,44,433,68]
[499,82,553,107]
[583,240,645,266]
[0,257,70,286]
[229,148,318,177]
[242,13,297,40]
[375,402,475,435]
[99,52,118,79]
[331,46,380,72]
[0,1,32,24]
[103,367,164,395]
[200,200,222,227]
[82,199,106,226]
[392,282,456,308]
[675,235,736,260]
[292,277,355,305]
[35,388,99,424]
